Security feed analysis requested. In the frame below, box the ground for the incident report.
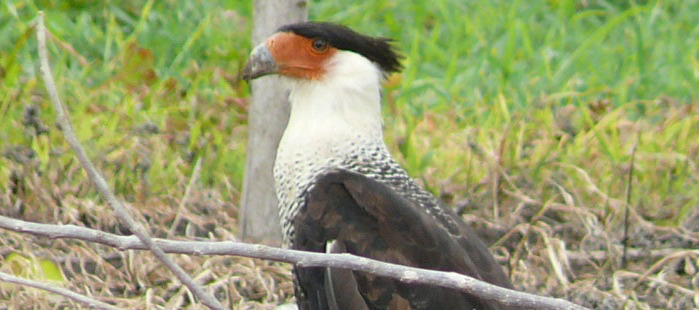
[0,0,698,309]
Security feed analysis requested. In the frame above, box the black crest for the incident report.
[278,22,403,73]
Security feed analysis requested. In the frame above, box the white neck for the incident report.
[281,51,385,148]
[273,51,391,243]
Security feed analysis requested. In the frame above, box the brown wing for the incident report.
[291,169,513,310]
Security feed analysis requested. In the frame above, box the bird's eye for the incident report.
[311,39,328,52]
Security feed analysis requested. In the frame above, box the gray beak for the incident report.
[242,43,278,81]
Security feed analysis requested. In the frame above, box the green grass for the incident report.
[1,0,254,201]
[1,0,698,307]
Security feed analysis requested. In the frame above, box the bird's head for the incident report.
[242,22,402,82]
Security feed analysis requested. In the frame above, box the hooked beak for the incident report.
[242,43,278,81]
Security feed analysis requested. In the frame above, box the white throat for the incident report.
[273,51,394,244]
[274,51,387,198]
[280,51,385,153]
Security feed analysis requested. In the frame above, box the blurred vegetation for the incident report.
[1,0,698,308]
[2,0,694,224]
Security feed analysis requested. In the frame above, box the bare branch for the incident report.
[0,215,588,310]
[0,270,119,310]
[35,12,225,310]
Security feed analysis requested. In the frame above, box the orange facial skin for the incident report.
[266,32,338,80]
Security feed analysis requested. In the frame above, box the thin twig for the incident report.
[623,134,639,268]
[616,270,699,298]
[35,12,225,310]
[47,31,89,66]
[631,249,699,291]
[493,124,511,220]
[567,247,695,265]
[169,157,203,236]
[0,215,588,310]
[0,270,119,310]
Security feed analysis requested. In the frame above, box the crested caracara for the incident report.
[243,22,514,310]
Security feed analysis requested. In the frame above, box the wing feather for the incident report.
[291,169,513,310]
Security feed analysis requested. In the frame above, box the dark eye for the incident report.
[311,39,328,52]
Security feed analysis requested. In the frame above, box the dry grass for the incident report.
[1,170,295,309]
[1,99,698,309]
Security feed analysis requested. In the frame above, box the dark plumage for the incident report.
[293,169,513,309]
[279,22,403,73]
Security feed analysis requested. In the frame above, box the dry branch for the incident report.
[0,215,588,310]
[35,12,224,310]
[0,271,119,310]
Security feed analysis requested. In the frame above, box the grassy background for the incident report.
[1,0,698,308]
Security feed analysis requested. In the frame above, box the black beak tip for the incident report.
[240,63,253,82]
[240,44,277,82]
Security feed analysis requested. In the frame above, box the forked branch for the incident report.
[35,12,224,310]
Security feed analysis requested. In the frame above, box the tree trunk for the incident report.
[239,0,308,244]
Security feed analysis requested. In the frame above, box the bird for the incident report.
[242,22,514,310]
